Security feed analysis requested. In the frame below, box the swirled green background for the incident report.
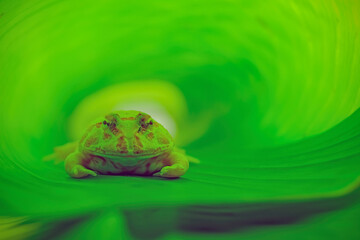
[1,0,360,239]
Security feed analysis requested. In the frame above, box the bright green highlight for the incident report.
[0,0,359,239]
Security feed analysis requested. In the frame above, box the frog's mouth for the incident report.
[84,149,168,160]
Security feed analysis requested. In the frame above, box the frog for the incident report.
[44,110,199,178]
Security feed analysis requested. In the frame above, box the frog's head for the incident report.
[79,110,174,159]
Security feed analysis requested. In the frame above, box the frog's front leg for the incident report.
[153,151,189,178]
[65,152,97,178]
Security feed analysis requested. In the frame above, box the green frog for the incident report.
[44,110,198,178]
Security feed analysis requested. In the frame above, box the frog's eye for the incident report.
[138,119,153,133]
[103,120,115,128]
[143,120,154,128]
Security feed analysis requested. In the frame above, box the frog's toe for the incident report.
[153,164,186,178]
[69,165,97,178]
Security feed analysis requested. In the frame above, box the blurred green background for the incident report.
[0,0,360,239]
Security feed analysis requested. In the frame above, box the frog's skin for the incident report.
[45,110,198,178]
